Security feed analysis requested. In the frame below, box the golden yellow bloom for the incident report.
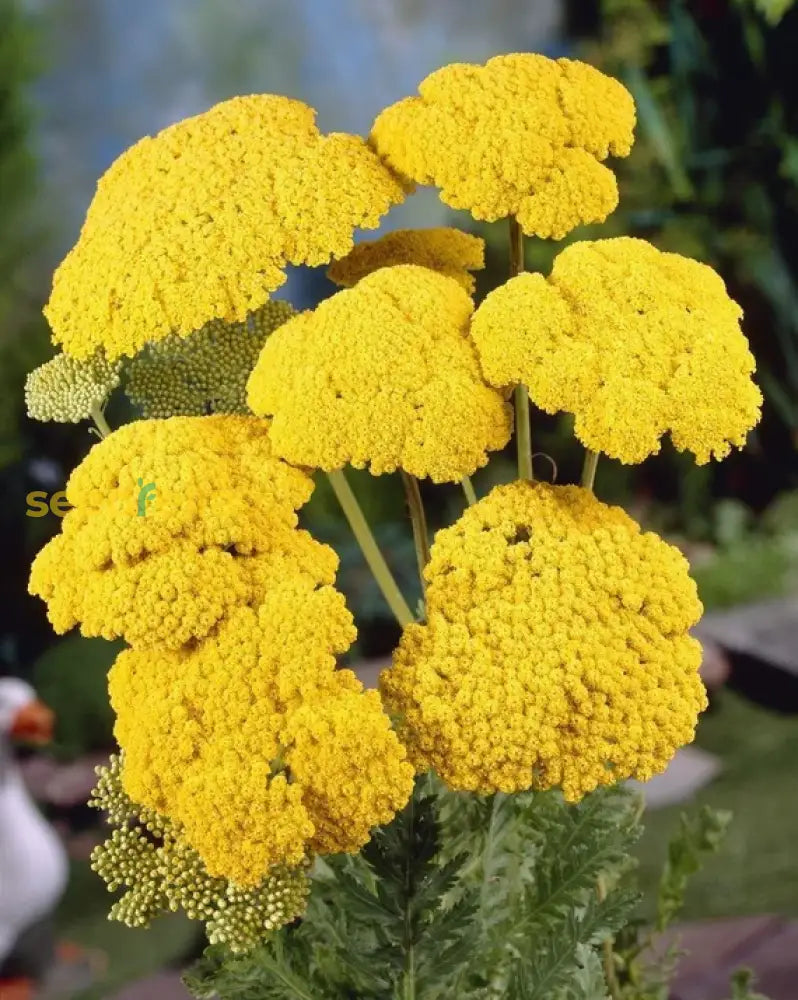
[284,688,414,857]
[248,265,512,482]
[370,54,635,239]
[28,415,334,648]
[328,228,485,293]
[381,482,706,801]
[111,579,413,885]
[45,95,405,360]
[471,238,762,464]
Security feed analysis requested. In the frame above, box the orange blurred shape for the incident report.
[9,700,55,745]
[0,978,34,1000]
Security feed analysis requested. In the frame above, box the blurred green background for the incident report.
[1,0,797,995]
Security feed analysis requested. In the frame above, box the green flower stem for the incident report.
[581,449,600,492]
[597,875,622,1000]
[461,476,478,506]
[514,386,534,482]
[326,468,414,627]
[400,470,431,600]
[402,792,417,1000]
[508,216,534,482]
[509,214,525,276]
[90,404,112,439]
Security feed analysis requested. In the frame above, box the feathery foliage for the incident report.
[183,781,748,1000]
[613,805,732,999]
[185,779,644,999]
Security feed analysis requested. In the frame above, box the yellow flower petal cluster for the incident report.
[25,351,121,423]
[45,95,405,360]
[90,755,310,952]
[125,300,295,418]
[110,579,414,885]
[247,265,512,482]
[471,238,762,464]
[328,228,485,293]
[370,54,635,239]
[381,482,706,801]
[28,414,333,649]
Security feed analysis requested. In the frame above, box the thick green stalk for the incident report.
[514,386,534,482]
[326,468,414,627]
[508,214,525,277]
[597,875,621,1000]
[90,404,112,439]
[400,470,430,600]
[508,217,534,481]
[581,449,600,492]
[461,476,478,506]
[402,793,417,1000]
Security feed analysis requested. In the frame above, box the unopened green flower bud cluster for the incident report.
[89,755,310,952]
[124,300,295,418]
[25,351,121,423]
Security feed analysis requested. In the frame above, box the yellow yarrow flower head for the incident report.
[327,227,485,293]
[125,300,295,418]
[90,755,310,952]
[25,351,121,423]
[471,237,763,464]
[28,414,335,649]
[381,481,706,801]
[45,95,405,360]
[110,579,414,885]
[247,265,512,482]
[370,54,635,239]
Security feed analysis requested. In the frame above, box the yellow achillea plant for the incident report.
[247,264,512,483]
[328,227,485,293]
[110,580,413,886]
[471,237,763,464]
[45,95,405,360]
[381,482,706,800]
[29,415,337,648]
[370,53,635,239]
[25,50,762,993]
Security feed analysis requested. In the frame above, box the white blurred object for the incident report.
[0,678,68,965]
[628,747,722,810]
[695,595,798,676]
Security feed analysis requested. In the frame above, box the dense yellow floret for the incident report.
[381,482,706,800]
[247,265,512,482]
[28,415,332,648]
[111,581,414,884]
[90,755,310,952]
[328,228,485,293]
[370,54,635,239]
[45,95,405,360]
[471,238,762,464]
[25,351,121,423]
[284,688,415,856]
[125,300,295,418]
